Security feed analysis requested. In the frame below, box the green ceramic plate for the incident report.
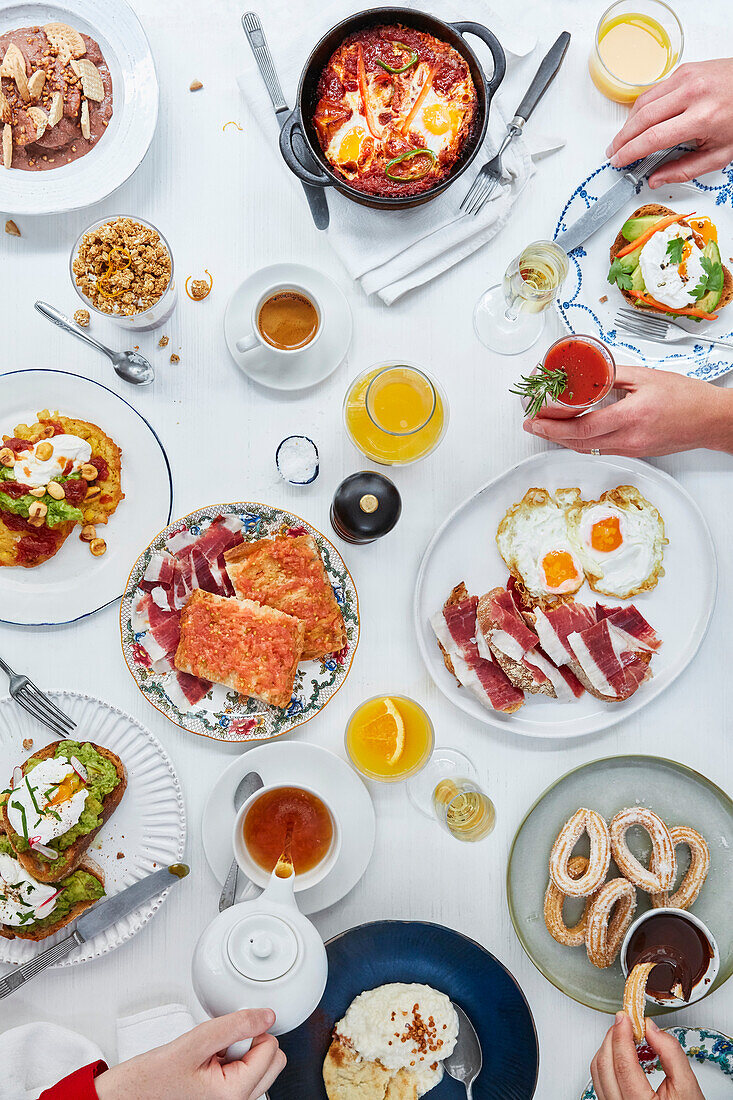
[507,755,733,1015]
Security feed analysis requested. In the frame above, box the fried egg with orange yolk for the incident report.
[325,97,373,173]
[563,485,667,599]
[496,488,584,598]
[408,88,466,155]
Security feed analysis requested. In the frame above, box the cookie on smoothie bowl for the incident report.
[0,21,113,172]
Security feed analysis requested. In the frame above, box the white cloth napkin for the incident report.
[0,1022,104,1100]
[238,0,565,303]
[115,1002,195,1061]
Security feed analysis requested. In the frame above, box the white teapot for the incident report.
[192,864,328,1059]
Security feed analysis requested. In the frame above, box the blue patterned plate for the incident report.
[272,920,539,1100]
[554,165,733,379]
[580,1027,733,1098]
[120,502,359,743]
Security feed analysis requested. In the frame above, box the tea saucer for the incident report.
[224,263,352,392]
[202,742,375,915]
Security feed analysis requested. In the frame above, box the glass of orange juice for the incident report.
[589,0,683,105]
[345,695,434,782]
[343,362,448,466]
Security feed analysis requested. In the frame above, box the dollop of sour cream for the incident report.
[12,435,92,487]
[7,759,88,846]
[336,984,459,1096]
[639,224,706,310]
[0,850,59,926]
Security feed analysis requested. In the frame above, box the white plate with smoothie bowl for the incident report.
[0,0,158,214]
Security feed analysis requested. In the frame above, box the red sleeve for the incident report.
[38,1061,108,1100]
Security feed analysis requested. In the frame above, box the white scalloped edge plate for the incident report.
[0,690,186,966]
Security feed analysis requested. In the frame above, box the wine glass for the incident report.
[406,748,496,842]
[473,240,569,355]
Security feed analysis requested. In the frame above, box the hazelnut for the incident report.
[80,524,96,542]
[0,448,15,467]
[35,441,54,462]
[28,500,47,520]
[89,537,107,556]
[40,425,55,438]
[80,463,98,481]
[46,480,65,500]
[28,515,46,528]
[29,486,47,498]
[85,484,101,500]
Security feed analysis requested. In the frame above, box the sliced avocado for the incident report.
[630,264,645,293]
[621,215,662,242]
[694,241,724,314]
[615,242,644,274]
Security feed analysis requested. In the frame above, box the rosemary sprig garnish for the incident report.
[510,366,569,417]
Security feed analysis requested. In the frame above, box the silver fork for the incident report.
[461,31,570,216]
[614,307,733,350]
[0,657,76,737]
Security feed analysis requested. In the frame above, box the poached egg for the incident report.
[12,434,92,488]
[0,850,59,927]
[639,223,706,310]
[7,758,88,846]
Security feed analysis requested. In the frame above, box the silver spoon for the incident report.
[34,301,155,385]
[218,770,263,912]
[444,1003,482,1099]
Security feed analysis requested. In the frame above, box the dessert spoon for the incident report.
[218,769,263,911]
[444,1003,482,1098]
[34,301,155,386]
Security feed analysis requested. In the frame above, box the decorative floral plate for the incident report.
[554,166,733,380]
[120,502,359,743]
[580,1027,733,1098]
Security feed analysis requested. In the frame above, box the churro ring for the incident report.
[623,962,655,1043]
[544,855,597,947]
[586,878,637,969]
[549,808,611,898]
[651,826,710,911]
[610,807,676,894]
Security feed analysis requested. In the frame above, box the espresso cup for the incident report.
[236,283,322,356]
[232,782,341,892]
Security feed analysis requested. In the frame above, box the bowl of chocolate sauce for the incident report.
[622,908,720,1007]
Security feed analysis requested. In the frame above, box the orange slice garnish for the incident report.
[362,698,405,765]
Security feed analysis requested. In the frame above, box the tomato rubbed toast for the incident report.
[175,589,306,709]
[0,740,127,883]
[224,534,346,659]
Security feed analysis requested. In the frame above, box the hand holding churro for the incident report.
[590,1013,705,1100]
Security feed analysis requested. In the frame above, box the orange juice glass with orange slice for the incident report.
[345,696,434,782]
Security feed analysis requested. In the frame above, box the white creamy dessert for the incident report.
[336,983,459,1095]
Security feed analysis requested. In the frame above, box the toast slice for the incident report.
[610,203,733,311]
[1,741,126,883]
[0,831,105,941]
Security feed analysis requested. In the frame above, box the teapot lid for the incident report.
[226,914,299,982]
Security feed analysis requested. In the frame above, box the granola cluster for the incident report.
[72,217,172,317]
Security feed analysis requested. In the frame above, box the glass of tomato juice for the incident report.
[531,335,616,419]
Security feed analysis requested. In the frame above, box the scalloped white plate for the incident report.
[0,690,186,967]
[0,0,158,215]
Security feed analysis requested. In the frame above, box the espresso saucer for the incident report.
[202,742,375,915]
[224,263,352,391]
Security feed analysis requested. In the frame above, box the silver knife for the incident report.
[558,146,685,253]
[242,12,329,231]
[0,863,189,998]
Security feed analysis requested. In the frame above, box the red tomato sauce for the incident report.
[543,337,614,408]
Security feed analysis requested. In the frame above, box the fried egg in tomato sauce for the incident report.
[312,24,478,196]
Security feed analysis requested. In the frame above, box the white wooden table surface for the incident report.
[1,1,731,1096]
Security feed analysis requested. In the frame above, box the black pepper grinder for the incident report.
[330,472,401,544]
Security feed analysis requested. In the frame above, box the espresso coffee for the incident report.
[257,290,319,351]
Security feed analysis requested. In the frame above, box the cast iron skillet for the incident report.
[279,7,506,211]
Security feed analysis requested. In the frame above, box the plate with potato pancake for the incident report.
[554,170,733,380]
[0,369,172,625]
[414,451,716,739]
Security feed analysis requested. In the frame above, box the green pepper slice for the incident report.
[384,148,437,182]
[376,42,419,75]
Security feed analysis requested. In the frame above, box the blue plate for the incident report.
[272,920,539,1099]
[553,165,733,380]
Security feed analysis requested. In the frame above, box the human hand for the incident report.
[94,1009,286,1100]
[523,363,733,457]
[591,1013,704,1100]
[606,59,733,187]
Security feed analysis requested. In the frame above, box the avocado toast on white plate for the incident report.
[0,739,126,883]
[607,204,732,320]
